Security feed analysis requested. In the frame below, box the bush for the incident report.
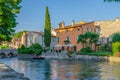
[0,45,8,49]
[34,49,42,56]
[78,51,111,56]
[67,51,75,58]
[18,43,43,55]
[56,50,58,53]
[80,47,92,54]
[112,42,120,56]
[99,44,107,51]
[20,45,25,49]
[99,44,111,52]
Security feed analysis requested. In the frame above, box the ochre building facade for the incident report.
[55,21,98,51]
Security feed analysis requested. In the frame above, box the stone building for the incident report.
[21,31,44,47]
[55,20,97,51]
[21,30,56,49]
[95,17,120,44]
[11,38,21,49]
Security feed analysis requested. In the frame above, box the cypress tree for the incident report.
[44,6,51,48]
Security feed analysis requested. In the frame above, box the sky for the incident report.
[15,0,120,32]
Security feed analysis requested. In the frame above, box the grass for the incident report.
[78,51,112,56]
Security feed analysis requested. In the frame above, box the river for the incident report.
[0,58,120,80]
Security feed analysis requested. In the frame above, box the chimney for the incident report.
[62,21,65,28]
[58,21,65,28]
[71,20,75,26]
[115,16,120,23]
[58,22,62,28]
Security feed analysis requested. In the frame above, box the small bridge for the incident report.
[0,49,18,58]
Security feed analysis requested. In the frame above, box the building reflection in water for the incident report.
[3,58,120,80]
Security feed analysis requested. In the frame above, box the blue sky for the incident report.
[15,0,120,32]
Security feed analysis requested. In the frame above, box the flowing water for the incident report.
[0,58,120,80]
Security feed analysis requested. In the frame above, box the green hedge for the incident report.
[78,52,111,56]
[112,42,120,56]
[80,47,92,54]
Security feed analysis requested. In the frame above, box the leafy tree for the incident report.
[77,34,86,48]
[90,32,99,44]
[112,32,120,42]
[104,0,120,2]
[44,6,51,48]
[13,30,28,38]
[29,43,43,55]
[77,32,99,50]
[0,0,22,42]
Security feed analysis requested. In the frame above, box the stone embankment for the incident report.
[0,63,29,80]
[18,51,108,61]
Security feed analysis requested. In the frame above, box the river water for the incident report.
[0,58,120,80]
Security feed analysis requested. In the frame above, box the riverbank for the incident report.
[0,63,30,80]
[18,53,108,61]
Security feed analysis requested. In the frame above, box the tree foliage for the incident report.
[112,42,120,56]
[112,32,120,42]
[18,43,43,55]
[77,31,99,47]
[104,0,120,2]
[44,6,51,47]
[13,30,28,38]
[0,0,22,42]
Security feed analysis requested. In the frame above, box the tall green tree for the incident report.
[104,0,120,2]
[44,6,51,47]
[0,0,22,42]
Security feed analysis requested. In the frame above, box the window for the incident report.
[57,37,60,43]
[30,34,33,44]
[89,28,91,31]
[52,38,54,42]
[94,28,96,32]
[66,30,69,32]
[66,36,69,40]
[87,28,89,31]
[78,28,80,31]
[77,35,79,41]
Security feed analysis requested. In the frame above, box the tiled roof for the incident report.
[28,31,56,37]
[12,38,21,42]
[56,21,94,30]
[30,31,44,35]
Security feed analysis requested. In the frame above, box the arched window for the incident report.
[30,34,33,44]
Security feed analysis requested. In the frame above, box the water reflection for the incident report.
[1,58,120,80]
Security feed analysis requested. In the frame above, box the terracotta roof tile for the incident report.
[12,38,21,42]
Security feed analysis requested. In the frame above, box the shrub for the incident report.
[99,44,107,51]
[0,45,8,49]
[112,42,120,56]
[99,44,112,52]
[80,47,92,54]
[56,50,58,53]
[18,43,42,55]
[20,45,25,49]
[67,51,75,58]
[29,43,42,50]
[34,49,42,56]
